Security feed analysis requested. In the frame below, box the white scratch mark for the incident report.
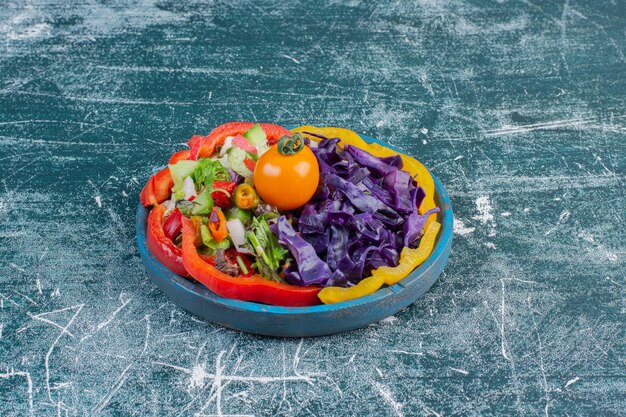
[376,368,384,377]
[281,54,301,64]
[9,262,26,273]
[93,64,260,77]
[11,90,194,106]
[0,292,20,307]
[292,338,304,373]
[380,316,397,324]
[388,350,424,356]
[418,70,434,96]
[559,0,572,79]
[449,367,469,375]
[38,304,84,406]
[156,349,324,416]
[485,279,512,363]
[499,278,510,361]
[485,117,597,136]
[14,291,37,306]
[153,361,192,374]
[3,6,51,41]
[564,377,581,388]
[453,218,475,236]
[0,368,34,416]
[531,308,551,417]
[545,209,571,236]
[92,364,133,415]
[28,312,75,337]
[473,195,496,237]
[508,277,538,285]
[141,316,150,357]
[96,295,131,331]
[371,380,404,417]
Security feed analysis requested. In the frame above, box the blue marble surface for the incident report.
[0,1,624,416]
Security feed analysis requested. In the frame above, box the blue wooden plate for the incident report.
[136,133,453,337]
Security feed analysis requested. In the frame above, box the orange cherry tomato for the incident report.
[254,133,320,210]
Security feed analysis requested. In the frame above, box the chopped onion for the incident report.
[218,155,231,169]
[226,219,250,254]
[163,198,177,213]
[220,136,235,157]
[182,176,197,200]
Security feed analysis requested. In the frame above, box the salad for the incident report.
[140,122,441,306]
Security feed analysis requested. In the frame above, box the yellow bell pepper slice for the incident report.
[317,221,441,304]
[290,125,369,148]
[371,221,441,286]
[318,274,385,304]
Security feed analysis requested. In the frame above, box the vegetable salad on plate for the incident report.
[140,122,441,306]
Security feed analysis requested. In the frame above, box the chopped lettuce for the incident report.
[200,224,231,254]
[191,158,229,191]
[191,189,213,215]
[225,206,252,225]
[169,160,199,191]
[227,147,254,178]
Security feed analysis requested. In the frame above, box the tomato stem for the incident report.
[277,133,305,156]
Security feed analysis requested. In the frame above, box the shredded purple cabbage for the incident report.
[270,216,332,286]
[272,136,439,288]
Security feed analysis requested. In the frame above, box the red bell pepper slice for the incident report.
[258,123,292,146]
[187,122,291,160]
[140,167,174,207]
[147,205,187,277]
[224,249,254,277]
[181,217,321,306]
[188,134,222,160]
[169,150,191,164]
[211,181,236,208]
[243,158,256,172]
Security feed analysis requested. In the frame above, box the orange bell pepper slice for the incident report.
[208,207,228,242]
